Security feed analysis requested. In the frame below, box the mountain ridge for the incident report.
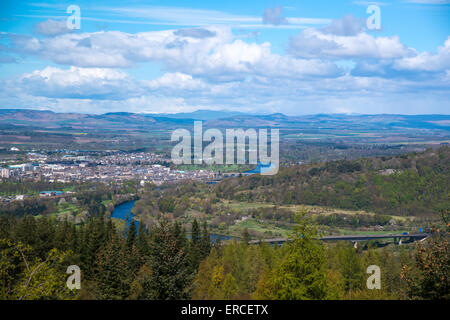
[0,109,449,131]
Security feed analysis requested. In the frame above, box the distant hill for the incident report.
[0,109,449,131]
[150,109,247,120]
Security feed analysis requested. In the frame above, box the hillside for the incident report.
[1,109,449,131]
[215,146,450,217]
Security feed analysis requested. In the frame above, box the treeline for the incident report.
[0,180,77,196]
[280,141,412,165]
[216,146,450,216]
[315,213,393,229]
[0,212,448,300]
[0,214,211,300]
[0,198,57,217]
[193,214,449,300]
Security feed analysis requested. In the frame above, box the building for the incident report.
[1,168,10,179]
[39,191,63,197]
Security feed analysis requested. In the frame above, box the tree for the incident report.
[146,219,193,299]
[129,264,153,300]
[191,219,201,245]
[94,235,131,300]
[241,228,251,244]
[255,212,329,300]
[201,221,211,259]
[222,273,239,299]
[0,240,76,300]
[337,243,365,293]
[126,220,137,252]
[401,230,450,299]
[136,222,149,258]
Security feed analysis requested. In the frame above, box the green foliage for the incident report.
[0,213,209,300]
[216,146,450,217]
[0,239,76,300]
[401,230,450,299]
[145,219,193,299]
[255,212,329,300]
[94,234,131,299]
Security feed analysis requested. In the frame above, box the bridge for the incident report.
[248,233,431,246]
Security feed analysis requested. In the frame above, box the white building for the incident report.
[1,168,10,178]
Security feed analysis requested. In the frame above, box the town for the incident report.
[0,149,219,202]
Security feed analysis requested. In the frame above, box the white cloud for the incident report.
[18,66,138,99]
[393,37,450,72]
[7,26,341,80]
[1,65,449,115]
[2,13,449,115]
[289,27,414,59]
[145,72,207,90]
[34,19,71,36]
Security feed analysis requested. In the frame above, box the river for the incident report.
[111,200,139,229]
[111,200,238,242]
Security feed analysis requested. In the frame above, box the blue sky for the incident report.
[0,0,449,115]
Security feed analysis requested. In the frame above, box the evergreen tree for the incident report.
[337,243,365,293]
[191,219,201,245]
[255,212,329,300]
[126,220,137,252]
[94,234,131,299]
[201,221,211,259]
[146,219,193,299]
[136,222,149,258]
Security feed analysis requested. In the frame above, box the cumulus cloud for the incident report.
[262,6,287,25]
[1,13,449,115]
[2,70,448,115]
[145,72,207,90]
[6,27,232,68]
[288,15,416,60]
[349,37,450,80]
[393,37,450,72]
[4,26,341,80]
[34,19,71,36]
[18,66,139,100]
[289,27,414,59]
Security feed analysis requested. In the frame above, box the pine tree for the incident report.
[255,212,329,300]
[126,220,137,252]
[136,222,149,258]
[94,234,131,299]
[146,219,193,299]
[191,219,200,245]
[201,221,211,259]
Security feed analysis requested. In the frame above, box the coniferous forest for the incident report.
[0,210,448,300]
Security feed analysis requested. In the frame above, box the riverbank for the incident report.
[111,200,139,232]
[112,200,239,242]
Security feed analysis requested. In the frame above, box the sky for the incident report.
[0,0,449,115]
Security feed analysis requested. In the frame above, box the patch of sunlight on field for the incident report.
[224,200,411,222]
